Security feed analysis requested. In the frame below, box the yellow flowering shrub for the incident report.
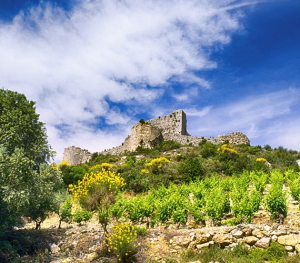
[50,163,58,170]
[141,169,149,174]
[59,160,71,167]
[69,168,126,204]
[217,144,238,155]
[145,157,170,169]
[106,223,137,262]
[256,158,267,162]
[89,163,111,172]
[70,166,126,235]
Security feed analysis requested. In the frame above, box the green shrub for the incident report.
[62,165,88,187]
[265,171,287,220]
[177,158,204,182]
[134,226,148,236]
[108,157,118,162]
[158,140,182,152]
[58,195,72,228]
[199,142,217,158]
[250,241,287,261]
[73,209,93,224]
[204,187,230,222]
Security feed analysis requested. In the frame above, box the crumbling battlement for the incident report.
[63,110,250,162]
[62,146,91,165]
[99,110,250,156]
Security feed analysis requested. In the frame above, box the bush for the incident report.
[177,158,204,182]
[69,167,125,234]
[265,171,287,221]
[106,223,137,262]
[57,194,72,228]
[62,165,88,187]
[199,142,218,158]
[158,140,182,152]
[73,209,93,224]
[204,187,230,223]
[134,226,148,236]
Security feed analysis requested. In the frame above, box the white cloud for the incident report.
[187,88,300,149]
[0,0,248,161]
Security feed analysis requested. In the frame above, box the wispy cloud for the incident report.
[187,88,300,148]
[0,0,247,160]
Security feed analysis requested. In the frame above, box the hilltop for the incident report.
[63,110,249,165]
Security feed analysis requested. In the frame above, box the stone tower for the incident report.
[62,146,91,165]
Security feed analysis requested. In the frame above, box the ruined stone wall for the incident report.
[147,109,189,136]
[66,110,250,157]
[127,122,162,151]
[62,146,92,165]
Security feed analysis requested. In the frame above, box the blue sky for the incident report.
[0,0,300,161]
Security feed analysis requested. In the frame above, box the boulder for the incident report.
[255,237,271,249]
[295,244,300,254]
[252,229,264,238]
[50,243,60,255]
[278,235,300,246]
[232,230,244,239]
[285,246,294,252]
[213,234,233,247]
[196,234,211,244]
[244,236,259,245]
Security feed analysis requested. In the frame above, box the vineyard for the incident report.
[108,168,297,227]
[3,139,300,262]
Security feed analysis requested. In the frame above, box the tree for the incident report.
[0,89,52,170]
[0,89,61,234]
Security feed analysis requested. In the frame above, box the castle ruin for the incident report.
[62,146,92,165]
[62,109,250,165]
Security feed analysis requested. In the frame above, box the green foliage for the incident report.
[285,169,300,201]
[57,194,72,228]
[89,153,113,165]
[158,140,182,152]
[250,241,288,261]
[73,209,93,223]
[251,171,268,193]
[0,89,52,169]
[230,188,261,223]
[23,163,62,229]
[204,187,230,222]
[249,146,262,155]
[0,147,62,233]
[106,223,137,262]
[61,165,88,187]
[125,196,154,223]
[0,90,62,236]
[125,156,136,166]
[265,171,287,220]
[134,226,148,236]
[199,141,218,158]
[177,158,204,182]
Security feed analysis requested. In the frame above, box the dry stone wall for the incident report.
[62,146,92,165]
[147,223,300,258]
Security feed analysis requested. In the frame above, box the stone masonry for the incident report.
[62,146,92,165]
[63,109,250,159]
[100,110,250,155]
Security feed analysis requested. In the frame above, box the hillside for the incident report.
[4,140,300,263]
